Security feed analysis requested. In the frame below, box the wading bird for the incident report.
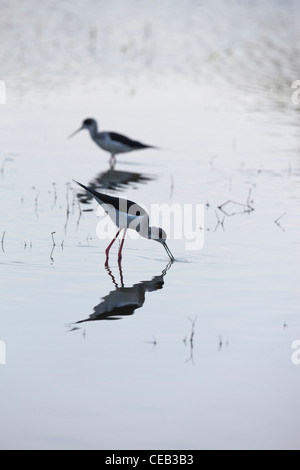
[73,180,174,264]
[69,118,155,166]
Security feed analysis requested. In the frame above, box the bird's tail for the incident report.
[73,180,104,198]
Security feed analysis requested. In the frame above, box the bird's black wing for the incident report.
[73,180,147,215]
[108,132,153,150]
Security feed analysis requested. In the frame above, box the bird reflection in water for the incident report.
[73,261,172,325]
[76,167,154,206]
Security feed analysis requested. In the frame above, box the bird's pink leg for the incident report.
[118,259,125,288]
[105,263,119,289]
[105,228,122,266]
[118,229,127,262]
[109,154,116,169]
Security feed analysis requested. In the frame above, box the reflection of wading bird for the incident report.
[73,262,172,324]
[69,118,155,166]
[76,168,154,205]
[73,181,175,264]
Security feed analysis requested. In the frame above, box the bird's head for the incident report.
[148,226,167,243]
[148,226,174,262]
[82,118,97,129]
[68,118,97,139]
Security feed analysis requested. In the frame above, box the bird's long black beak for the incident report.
[163,242,175,262]
[68,127,83,139]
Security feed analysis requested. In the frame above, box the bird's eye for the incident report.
[136,211,140,216]
[84,118,92,125]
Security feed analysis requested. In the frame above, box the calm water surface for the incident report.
[0,0,299,450]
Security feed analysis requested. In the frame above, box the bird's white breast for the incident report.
[96,133,132,154]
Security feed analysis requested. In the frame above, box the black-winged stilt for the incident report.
[69,118,155,166]
[73,180,174,264]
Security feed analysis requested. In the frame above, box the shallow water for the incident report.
[0,0,300,450]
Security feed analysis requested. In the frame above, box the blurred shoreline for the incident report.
[1,0,300,112]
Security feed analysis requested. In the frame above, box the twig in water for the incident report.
[1,157,13,175]
[50,232,56,262]
[218,193,254,217]
[64,185,70,233]
[246,187,253,207]
[170,175,174,199]
[274,212,286,232]
[1,159,6,175]
[1,231,5,252]
[65,325,86,338]
[66,185,70,211]
[34,190,40,219]
[144,337,157,351]
[65,324,81,332]
[51,232,56,246]
[71,188,76,215]
[51,183,57,209]
[76,199,82,231]
[214,210,226,232]
[35,190,40,209]
[185,316,197,364]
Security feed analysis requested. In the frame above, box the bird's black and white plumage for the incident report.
[73,180,174,263]
[69,118,155,165]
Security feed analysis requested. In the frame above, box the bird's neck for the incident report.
[147,226,155,240]
[88,121,98,139]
